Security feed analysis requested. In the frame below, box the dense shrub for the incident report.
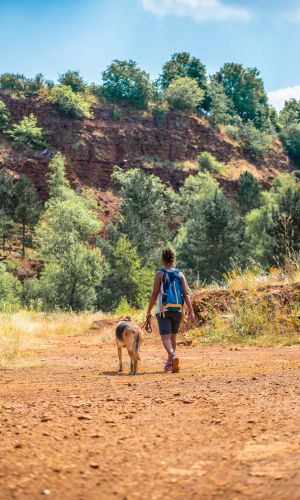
[51,85,92,119]
[151,103,168,127]
[6,114,47,149]
[225,124,241,141]
[280,125,300,164]
[102,59,153,109]
[112,107,122,121]
[164,76,204,111]
[0,264,21,310]
[0,73,27,91]
[239,121,271,160]
[197,152,224,174]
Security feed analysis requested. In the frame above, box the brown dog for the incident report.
[115,319,142,375]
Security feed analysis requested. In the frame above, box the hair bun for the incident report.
[162,247,175,263]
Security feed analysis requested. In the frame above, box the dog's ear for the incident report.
[120,315,131,322]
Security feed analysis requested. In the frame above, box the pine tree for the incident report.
[112,167,174,264]
[14,175,41,257]
[236,171,262,215]
[177,191,245,282]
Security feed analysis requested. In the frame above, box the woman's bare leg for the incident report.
[161,334,175,362]
[171,333,177,353]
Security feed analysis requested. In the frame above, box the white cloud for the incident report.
[139,0,251,22]
[268,85,300,111]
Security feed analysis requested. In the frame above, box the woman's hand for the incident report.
[188,310,195,323]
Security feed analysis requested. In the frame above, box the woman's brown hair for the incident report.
[162,247,175,264]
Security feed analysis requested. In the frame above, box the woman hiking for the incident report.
[145,248,195,373]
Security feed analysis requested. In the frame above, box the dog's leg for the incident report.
[132,356,138,376]
[128,350,135,375]
[117,347,123,373]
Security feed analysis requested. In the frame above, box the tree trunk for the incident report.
[22,221,26,258]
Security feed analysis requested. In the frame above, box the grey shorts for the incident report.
[156,312,182,335]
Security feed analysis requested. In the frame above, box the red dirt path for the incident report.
[0,330,299,500]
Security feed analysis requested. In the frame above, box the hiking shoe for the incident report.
[172,357,179,373]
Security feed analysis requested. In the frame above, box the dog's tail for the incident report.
[134,332,142,360]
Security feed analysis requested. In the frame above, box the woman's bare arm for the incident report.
[179,272,195,322]
[146,271,163,318]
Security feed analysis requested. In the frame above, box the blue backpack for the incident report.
[160,268,183,313]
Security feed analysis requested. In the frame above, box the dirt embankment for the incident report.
[0,94,293,209]
[191,282,300,323]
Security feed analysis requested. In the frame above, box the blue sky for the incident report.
[1,0,300,108]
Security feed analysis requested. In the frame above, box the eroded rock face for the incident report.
[0,94,293,205]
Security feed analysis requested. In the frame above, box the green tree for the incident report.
[102,59,153,109]
[0,73,27,91]
[268,187,300,265]
[58,70,87,93]
[35,153,103,311]
[279,99,300,127]
[177,190,245,282]
[208,78,234,126]
[13,175,41,257]
[24,74,46,96]
[214,63,269,129]
[179,172,220,219]
[245,174,300,267]
[39,245,103,311]
[236,171,262,215]
[98,235,152,311]
[51,85,92,119]
[280,124,300,164]
[159,52,207,94]
[7,113,47,149]
[0,209,16,251]
[0,99,10,130]
[0,170,15,215]
[112,167,174,263]
[0,263,21,310]
[47,151,70,198]
[164,76,204,111]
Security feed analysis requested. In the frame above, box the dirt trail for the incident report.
[0,328,300,500]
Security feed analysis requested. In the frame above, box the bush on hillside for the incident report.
[280,124,300,164]
[165,76,204,111]
[0,99,10,130]
[6,114,47,149]
[197,152,224,175]
[225,124,241,142]
[239,121,271,160]
[0,73,27,92]
[102,59,153,109]
[51,85,92,119]
[112,107,122,121]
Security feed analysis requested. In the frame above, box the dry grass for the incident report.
[0,311,105,369]
[190,261,300,346]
